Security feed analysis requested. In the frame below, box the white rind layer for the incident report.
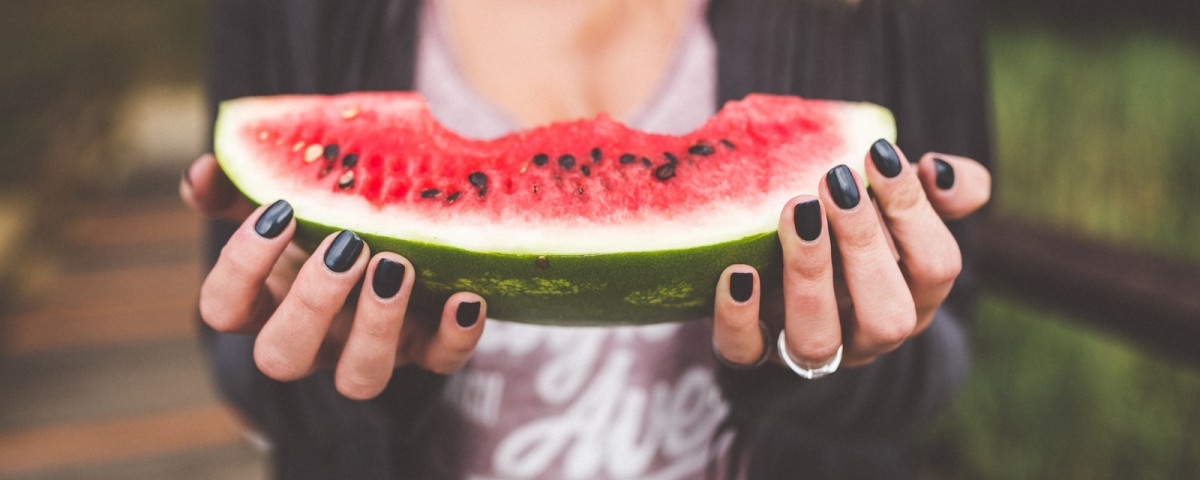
[216,97,894,255]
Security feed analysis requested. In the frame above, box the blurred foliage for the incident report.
[917,21,1200,480]
[0,0,205,193]
[987,24,1200,261]
[921,294,1200,479]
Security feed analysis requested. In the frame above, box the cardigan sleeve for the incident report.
[708,0,990,474]
[201,3,445,479]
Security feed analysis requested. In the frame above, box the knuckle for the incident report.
[785,291,828,315]
[869,310,917,347]
[784,253,831,284]
[198,281,252,333]
[220,245,262,281]
[198,294,237,332]
[358,316,398,342]
[291,286,337,320]
[336,373,385,400]
[882,180,926,216]
[424,341,480,375]
[254,345,308,381]
[909,245,963,287]
[716,308,759,332]
[833,219,882,252]
[788,338,842,366]
[424,358,466,376]
[443,339,478,360]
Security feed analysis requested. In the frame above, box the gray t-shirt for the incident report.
[415,1,731,478]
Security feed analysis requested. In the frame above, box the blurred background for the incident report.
[0,1,1197,479]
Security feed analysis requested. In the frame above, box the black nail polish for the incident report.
[870,139,902,178]
[372,259,406,299]
[793,199,822,241]
[826,165,860,209]
[324,230,363,273]
[729,272,754,303]
[456,301,481,328]
[934,158,955,190]
[254,200,293,238]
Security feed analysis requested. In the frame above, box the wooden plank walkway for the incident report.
[0,173,267,479]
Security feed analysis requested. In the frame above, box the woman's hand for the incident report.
[712,141,991,371]
[181,154,487,400]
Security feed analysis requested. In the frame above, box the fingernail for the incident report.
[372,258,406,299]
[324,230,363,273]
[793,199,822,241]
[456,301,481,328]
[729,272,754,303]
[870,139,902,178]
[254,200,293,238]
[934,158,955,190]
[826,165,860,209]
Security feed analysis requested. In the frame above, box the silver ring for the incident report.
[777,331,842,379]
[713,320,771,370]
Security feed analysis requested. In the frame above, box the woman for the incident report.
[181,0,992,478]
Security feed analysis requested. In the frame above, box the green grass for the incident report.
[917,23,1200,479]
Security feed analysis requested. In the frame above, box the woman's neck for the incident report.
[442,0,693,127]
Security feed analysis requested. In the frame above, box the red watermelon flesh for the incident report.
[215,92,894,324]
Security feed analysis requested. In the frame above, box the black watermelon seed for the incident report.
[533,153,549,166]
[341,153,359,168]
[420,188,441,199]
[664,152,678,164]
[688,143,715,156]
[468,171,488,195]
[323,144,340,161]
[319,164,333,177]
[619,154,636,164]
[558,154,576,170]
[338,171,355,189]
[641,157,652,168]
[446,191,461,203]
[654,163,676,181]
[720,139,736,150]
[590,148,602,163]
[581,165,591,177]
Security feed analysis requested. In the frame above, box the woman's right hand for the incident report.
[180,154,487,400]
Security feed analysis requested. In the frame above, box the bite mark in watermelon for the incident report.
[215,92,894,325]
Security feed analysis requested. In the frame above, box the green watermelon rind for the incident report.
[294,217,781,325]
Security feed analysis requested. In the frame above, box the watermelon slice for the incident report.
[214,92,894,325]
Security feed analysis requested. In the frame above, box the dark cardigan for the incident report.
[202,1,989,478]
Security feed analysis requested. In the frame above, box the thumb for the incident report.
[180,153,256,221]
[917,152,991,221]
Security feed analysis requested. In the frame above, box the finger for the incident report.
[822,162,915,366]
[712,265,765,367]
[199,200,295,333]
[917,152,991,221]
[866,142,961,332]
[777,196,842,366]
[335,253,415,400]
[416,292,486,375]
[180,154,255,221]
[254,230,368,381]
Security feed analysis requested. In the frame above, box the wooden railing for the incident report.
[976,214,1200,365]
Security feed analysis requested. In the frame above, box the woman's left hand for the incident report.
[711,141,991,371]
